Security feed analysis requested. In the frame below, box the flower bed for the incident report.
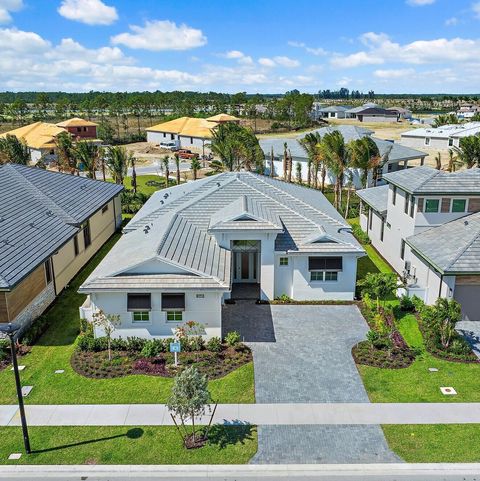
[71,345,252,380]
[352,340,416,369]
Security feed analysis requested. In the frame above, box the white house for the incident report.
[312,105,351,120]
[260,125,428,189]
[357,166,480,320]
[79,172,364,339]
[400,122,480,150]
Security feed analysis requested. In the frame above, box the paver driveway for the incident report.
[222,302,399,464]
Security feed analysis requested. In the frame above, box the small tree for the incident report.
[168,367,214,448]
[162,155,170,187]
[359,272,398,309]
[433,298,462,349]
[174,152,181,184]
[191,157,201,180]
[92,310,120,361]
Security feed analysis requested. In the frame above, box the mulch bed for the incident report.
[71,345,252,380]
[352,341,416,369]
[0,345,30,372]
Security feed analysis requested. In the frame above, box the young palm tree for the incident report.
[190,157,201,180]
[0,134,30,165]
[348,137,381,188]
[210,123,239,172]
[447,148,460,172]
[434,152,442,170]
[453,135,480,169]
[75,140,100,179]
[282,142,288,180]
[162,155,170,187]
[269,146,274,177]
[55,131,76,174]
[299,132,325,190]
[174,153,181,184]
[130,153,137,193]
[105,145,129,185]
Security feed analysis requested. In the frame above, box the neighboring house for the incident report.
[387,106,412,120]
[146,114,239,153]
[0,164,123,332]
[356,166,480,320]
[79,172,364,339]
[260,125,427,188]
[347,107,399,123]
[0,122,65,163]
[400,122,480,150]
[313,105,351,120]
[56,117,98,139]
[345,103,379,118]
[456,104,480,120]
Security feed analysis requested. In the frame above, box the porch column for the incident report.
[260,237,275,300]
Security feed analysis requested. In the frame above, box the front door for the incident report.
[233,251,258,283]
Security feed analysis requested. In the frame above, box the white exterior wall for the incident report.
[401,135,453,150]
[178,136,209,151]
[360,115,398,123]
[147,131,178,145]
[89,290,223,339]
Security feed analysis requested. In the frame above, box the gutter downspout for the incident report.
[438,273,444,298]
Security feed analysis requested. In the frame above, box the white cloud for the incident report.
[332,32,480,68]
[111,20,207,51]
[258,57,276,67]
[288,40,327,56]
[0,0,23,24]
[374,68,415,79]
[445,16,459,26]
[58,0,118,26]
[337,76,352,87]
[222,50,253,65]
[406,0,435,5]
[473,2,480,18]
[258,55,300,68]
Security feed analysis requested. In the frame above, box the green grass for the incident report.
[0,234,255,405]
[382,425,480,462]
[0,425,257,464]
[108,175,176,196]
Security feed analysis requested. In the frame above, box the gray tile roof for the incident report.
[259,126,426,164]
[383,166,480,194]
[0,164,123,289]
[356,185,389,214]
[81,172,363,292]
[406,212,480,274]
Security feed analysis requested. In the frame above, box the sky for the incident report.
[1,0,480,94]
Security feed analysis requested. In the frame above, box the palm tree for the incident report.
[347,137,381,189]
[453,135,480,169]
[174,153,181,184]
[130,153,137,193]
[55,131,76,174]
[0,134,30,165]
[447,148,461,172]
[433,113,458,128]
[162,155,170,187]
[191,157,201,180]
[282,142,288,180]
[105,145,129,185]
[434,152,442,170]
[299,132,325,190]
[269,146,274,177]
[320,131,351,209]
[75,140,101,179]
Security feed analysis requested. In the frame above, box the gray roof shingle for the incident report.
[0,164,123,289]
[406,212,480,274]
[81,172,364,292]
[356,185,389,214]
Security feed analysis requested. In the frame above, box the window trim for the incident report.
[451,198,467,213]
[310,271,338,282]
[279,257,289,266]
[132,311,150,323]
[166,311,183,322]
[425,198,440,213]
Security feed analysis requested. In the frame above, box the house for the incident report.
[0,164,123,332]
[0,122,65,163]
[312,105,351,120]
[400,122,480,150]
[146,114,238,153]
[260,125,428,188]
[456,104,480,120]
[387,107,412,120]
[345,103,379,118]
[356,166,480,320]
[347,107,399,123]
[56,117,98,139]
[79,172,364,339]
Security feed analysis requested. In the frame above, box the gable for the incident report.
[119,258,196,276]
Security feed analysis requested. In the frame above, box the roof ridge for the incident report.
[446,223,480,271]
[415,168,443,191]
[6,165,77,224]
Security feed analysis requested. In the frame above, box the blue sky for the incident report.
[1,0,479,93]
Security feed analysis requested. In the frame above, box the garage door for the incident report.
[454,285,480,321]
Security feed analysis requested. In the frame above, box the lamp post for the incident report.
[0,323,31,454]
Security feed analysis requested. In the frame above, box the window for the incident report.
[404,193,410,214]
[83,127,87,132]
[127,293,151,311]
[310,271,338,282]
[170,133,174,140]
[425,199,440,213]
[82,220,91,248]
[308,257,342,271]
[101,204,109,214]
[448,138,454,147]
[196,293,205,299]
[76,127,81,133]
[161,293,185,311]
[409,196,415,218]
[167,311,183,322]
[73,235,79,257]
[279,257,289,266]
[392,185,397,205]
[452,199,467,213]
[190,137,193,144]
[400,239,406,260]
[380,218,385,242]
[425,138,430,146]
[132,311,150,322]
[163,133,166,138]
[44,259,52,284]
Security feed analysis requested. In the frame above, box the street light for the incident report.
[0,323,31,454]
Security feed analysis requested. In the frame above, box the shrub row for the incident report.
[21,315,50,346]
[351,223,371,245]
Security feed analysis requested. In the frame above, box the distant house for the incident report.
[346,106,399,123]
[387,107,412,120]
[456,104,480,120]
[79,172,364,339]
[312,105,351,120]
[146,114,239,153]
[57,117,98,139]
[0,164,123,332]
[357,166,480,320]
[400,122,480,150]
[260,125,428,188]
[0,122,65,163]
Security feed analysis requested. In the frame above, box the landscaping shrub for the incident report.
[274,294,293,303]
[188,336,205,352]
[133,358,168,375]
[124,336,147,353]
[77,333,108,353]
[0,339,9,362]
[140,340,162,358]
[351,223,371,244]
[411,295,425,313]
[399,294,415,312]
[21,315,49,345]
[206,337,222,353]
[225,331,241,347]
[79,318,90,335]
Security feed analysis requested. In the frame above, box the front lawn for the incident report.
[122,174,176,196]
[0,234,255,405]
[383,425,480,462]
[0,425,257,465]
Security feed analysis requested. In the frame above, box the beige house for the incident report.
[0,164,123,332]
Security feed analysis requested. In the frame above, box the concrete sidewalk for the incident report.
[2,403,480,426]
